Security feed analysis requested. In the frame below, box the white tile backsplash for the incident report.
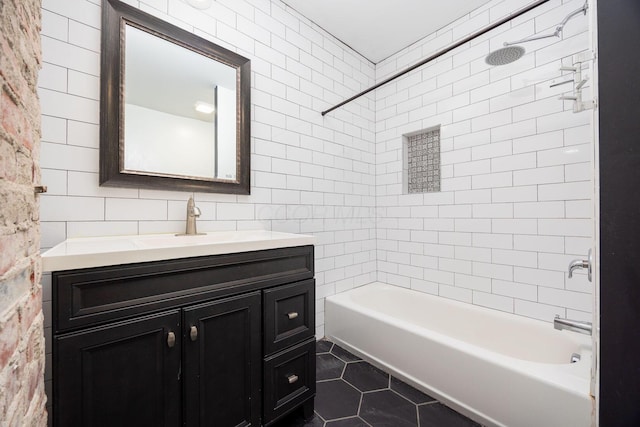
[513,166,564,186]
[538,287,592,312]
[472,232,513,249]
[68,20,101,52]
[492,279,537,301]
[515,299,564,322]
[39,0,593,365]
[40,142,98,172]
[490,118,537,142]
[514,235,564,253]
[39,62,68,92]
[105,198,168,221]
[455,273,491,292]
[538,143,591,167]
[473,291,514,313]
[67,120,99,148]
[41,115,67,144]
[67,221,140,240]
[472,171,513,189]
[67,70,100,99]
[41,35,100,76]
[491,153,536,172]
[40,169,67,196]
[39,0,379,349]
[513,201,565,218]
[512,130,564,154]
[40,196,105,222]
[472,203,513,218]
[473,261,513,281]
[439,284,472,303]
[492,248,538,268]
[538,181,591,201]
[514,266,565,289]
[375,0,592,324]
[39,88,99,123]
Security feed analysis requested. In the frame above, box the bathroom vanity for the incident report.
[43,231,316,427]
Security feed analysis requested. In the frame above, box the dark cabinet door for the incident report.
[183,291,262,427]
[54,310,181,427]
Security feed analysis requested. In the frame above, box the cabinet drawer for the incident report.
[263,338,315,425]
[263,279,315,355]
[53,245,314,333]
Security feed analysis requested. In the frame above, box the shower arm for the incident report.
[504,1,588,47]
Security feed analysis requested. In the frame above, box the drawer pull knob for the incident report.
[287,374,299,384]
[190,326,198,341]
[287,312,299,320]
[167,332,176,348]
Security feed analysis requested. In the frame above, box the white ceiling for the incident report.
[281,0,492,64]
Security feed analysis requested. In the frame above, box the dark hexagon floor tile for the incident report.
[315,380,362,421]
[317,339,334,354]
[330,344,362,362]
[317,353,346,380]
[359,390,418,427]
[271,411,324,427]
[390,376,436,404]
[343,361,389,392]
[419,403,481,427]
[325,416,370,426]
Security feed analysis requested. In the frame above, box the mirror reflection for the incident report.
[100,0,250,194]
[123,24,237,181]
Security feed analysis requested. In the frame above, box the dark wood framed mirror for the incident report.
[100,0,250,194]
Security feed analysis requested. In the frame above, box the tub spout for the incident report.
[567,259,588,278]
[554,315,592,335]
[567,249,592,281]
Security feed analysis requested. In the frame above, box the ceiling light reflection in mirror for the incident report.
[123,24,237,181]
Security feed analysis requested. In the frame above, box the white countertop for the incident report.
[41,230,315,272]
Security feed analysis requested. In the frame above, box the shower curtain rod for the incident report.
[321,0,551,116]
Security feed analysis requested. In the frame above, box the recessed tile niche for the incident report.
[404,127,441,194]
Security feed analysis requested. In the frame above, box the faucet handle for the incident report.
[193,206,201,217]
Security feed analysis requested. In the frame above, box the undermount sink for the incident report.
[42,230,315,272]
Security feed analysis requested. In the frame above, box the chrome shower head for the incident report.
[485,45,525,66]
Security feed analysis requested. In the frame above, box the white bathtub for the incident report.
[325,282,593,427]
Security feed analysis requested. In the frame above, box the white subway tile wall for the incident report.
[375,0,593,320]
[39,0,377,414]
[39,0,594,418]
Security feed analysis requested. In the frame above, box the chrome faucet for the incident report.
[567,249,592,282]
[554,315,592,335]
[177,196,204,236]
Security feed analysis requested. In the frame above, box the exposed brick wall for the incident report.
[0,0,47,424]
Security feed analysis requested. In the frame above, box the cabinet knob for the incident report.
[287,312,299,320]
[287,374,299,384]
[167,331,176,348]
[190,326,198,341]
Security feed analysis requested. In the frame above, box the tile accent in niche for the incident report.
[406,127,441,194]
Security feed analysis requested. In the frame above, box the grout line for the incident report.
[356,388,364,422]
[316,378,342,384]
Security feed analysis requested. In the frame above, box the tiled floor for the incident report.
[273,339,481,427]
